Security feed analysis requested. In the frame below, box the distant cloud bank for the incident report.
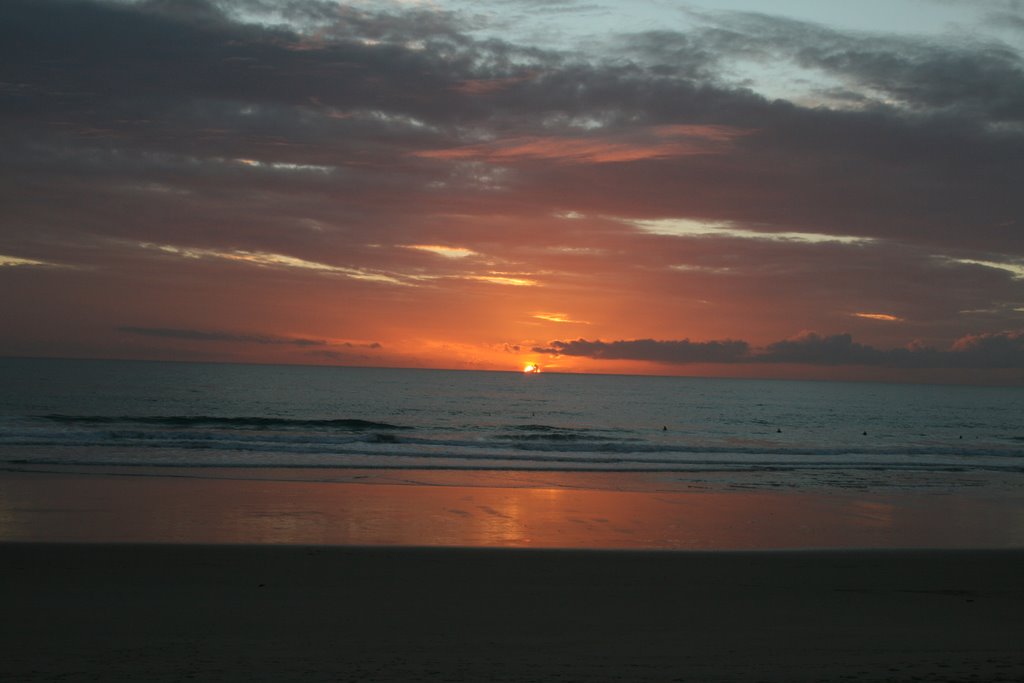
[119,326,381,350]
[535,331,1024,369]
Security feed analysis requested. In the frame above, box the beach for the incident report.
[2,468,1024,681]
[4,542,1023,682]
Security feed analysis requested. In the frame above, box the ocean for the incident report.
[1,357,1022,491]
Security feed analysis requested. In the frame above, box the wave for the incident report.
[3,412,1021,477]
[495,423,641,442]
[508,423,634,434]
[3,428,1022,461]
[39,414,410,430]
[496,432,628,442]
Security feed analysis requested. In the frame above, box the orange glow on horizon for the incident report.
[522,362,541,373]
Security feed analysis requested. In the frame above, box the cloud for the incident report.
[950,258,1024,279]
[852,312,903,322]
[415,125,751,164]
[136,242,414,285]
[451,72,538,94]
[626,217,871,244]
[533,338,751,363]
[949,330,1024,367]
[460,274,538,286]
[118,326,327,346]
[0,254,63,268]
[532,312,590,324]
[402,244,478,258]
[535,331,1024,369]
[119,326,385,352]
[755,332,890,366]
[671,10,1024,121]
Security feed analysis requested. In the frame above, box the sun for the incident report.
[522,363,541,373]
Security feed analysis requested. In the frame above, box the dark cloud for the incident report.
[535,331,1024,369]
[759,331,1024,369]
[533,338,751,363]
[4,0,1023,257]
[949,330,1024,366]
[678,10,1024,121]
[118,326,326,346]
[756,332,915,367]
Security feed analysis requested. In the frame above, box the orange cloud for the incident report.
[532,312,590,324]
[462,274,537,287]
[415,125,752,164]
[852,312,903,321]
[403,244,478,258]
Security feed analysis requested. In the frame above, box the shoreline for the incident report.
[3,542,1023,682]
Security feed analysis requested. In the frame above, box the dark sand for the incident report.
[3,543,1023,682]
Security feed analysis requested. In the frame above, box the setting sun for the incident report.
[522,363,541,373]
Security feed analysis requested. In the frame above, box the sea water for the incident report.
[1,357,1022,490]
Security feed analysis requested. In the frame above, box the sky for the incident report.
[2,0,1024,383]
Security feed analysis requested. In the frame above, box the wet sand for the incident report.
[3,543,1023,682]
[2,467,1023,549]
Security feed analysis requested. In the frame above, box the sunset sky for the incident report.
[2,0,1024,383]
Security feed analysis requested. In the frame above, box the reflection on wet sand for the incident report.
[1,468,1022,549]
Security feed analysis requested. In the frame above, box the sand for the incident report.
[3,543,1023,682]
[3,469,1023,681]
